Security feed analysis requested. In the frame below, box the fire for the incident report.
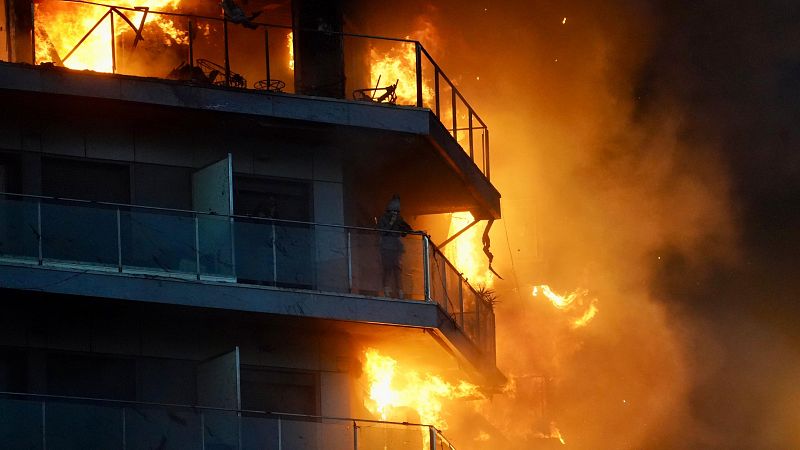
[446,211,494,288]
[532,284,599,329]
[34,0,186,73]
[287,31,294,71]
[550,422,567,445]
[362,348,480,431]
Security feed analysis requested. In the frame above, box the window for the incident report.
[240,366,318,415]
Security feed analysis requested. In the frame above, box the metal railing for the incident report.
[28,0,490,179]
[0,192,496,359]
[0,391,458,450]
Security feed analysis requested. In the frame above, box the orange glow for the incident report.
[287,31,294,71]
[34,0,186,73]
[447,211,494,288]
[362,348,480,432]
[368,39,433,105]
[532,284,599,328]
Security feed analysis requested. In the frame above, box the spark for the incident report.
[562,17,567,24]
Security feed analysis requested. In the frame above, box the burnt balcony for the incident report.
[0,193,499,381]
[17,0,490,182]
[0,391,460,450]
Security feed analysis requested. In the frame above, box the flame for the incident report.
[287,31,294,71]
[368,39,432,105]
[532,284,599,329]
[34,0,186,73]
[362,348,480,432]
[446,211,494,288]
[550,422,567,445]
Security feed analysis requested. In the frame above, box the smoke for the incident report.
[349,1,799,449]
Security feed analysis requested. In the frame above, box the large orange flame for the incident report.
[362,348,480,431]
[34,0,186,73]
[447,211,494,288]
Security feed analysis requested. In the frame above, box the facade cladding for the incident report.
[0,0,502,448]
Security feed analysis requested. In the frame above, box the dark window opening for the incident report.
[46,352,136,401]
[240,366,319,416]
[42,157,130,203]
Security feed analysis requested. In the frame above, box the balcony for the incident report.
[0,193,498,380]
[18,0,490,181]
[0,391,459,450]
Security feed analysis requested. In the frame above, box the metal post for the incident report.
[475,293,481,346]
[451,88,457,140]
[468,111,474,159]
[422,236,431,302]
[346,230,353,293]
[458,274,464,327]
[116,208,122,272]
[264,27,271,86]
[352,420,358,450]
[277,417,282,450]
[223,18,231,87]
[37,201,43,265]
[434,68,440,117]
[429,426,437,450]
[30,1,36,64]
[188,17,194,67]
[110,13,116,73]
[195,215,201,280]
[121,407,127,450]
[484,128,490,180]
[415,42,423,107]
[41,400,46,450]
[200,411,206,450]
[271,223,277,285]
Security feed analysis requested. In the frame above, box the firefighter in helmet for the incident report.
[378,195,413,298]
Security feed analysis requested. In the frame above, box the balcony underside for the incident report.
[0,62,500,219]
[0,263,505,386]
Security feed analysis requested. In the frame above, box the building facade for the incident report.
[0,0,502,448]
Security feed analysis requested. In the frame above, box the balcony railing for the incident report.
[0,193,496,360]
[0,391,458,450]
[27,0,490,179]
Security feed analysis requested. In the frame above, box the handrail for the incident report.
[0,390,442,429]
[0,191,423,236]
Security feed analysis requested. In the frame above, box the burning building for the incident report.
[0,0,503,448]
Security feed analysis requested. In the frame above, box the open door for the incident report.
[197,347,241,450]
[193,155,236,281]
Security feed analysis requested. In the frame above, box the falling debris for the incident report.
[562,17,567,24]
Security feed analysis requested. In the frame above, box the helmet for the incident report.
[386,195,401,212]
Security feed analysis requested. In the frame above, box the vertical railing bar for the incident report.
[347,230,353,293]
[271,223,277,285]
[223,18,231,86]
[194,214,201,280]
[485,128,491,180]
[458,274,464,327]
[434,68,440,117]
[428,426,436,450]
[188,17,194,68]
[41,400,46,450]
[277,417,282,450]
[37,201,43,265]
[468,110,474,159]
[451,86,457,140]
[30,1,36,64]
[422,236,431,302]
[200,411,206,450]
[264,27,271,86]
[116,208,122,272]
[110,12,116,73]
[415,42,423,107]
[121,407,127,450]
[475,293,481,347]
[352,420,358,450]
